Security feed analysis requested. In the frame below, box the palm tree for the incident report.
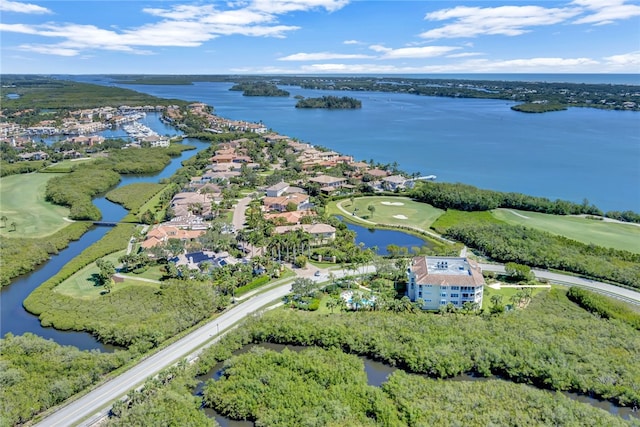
[490,294,503,306]
[351,292,364,311]
[0,215,7,228]
[10,222,16,232]
[367,204,375,218]
[326,296,339,313]
[200,186,212,204]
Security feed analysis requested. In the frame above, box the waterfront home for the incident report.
[0,122,22,139]
[308,174,347,189]
[406,256,484,310]
[68,135,105,146]
[265,133,291,144]
[382,175,409,191]
[288,141,312,152]
[140,224,206,250]
[141,135,170,147]
[365,168,390,178]
[264,210,316,225]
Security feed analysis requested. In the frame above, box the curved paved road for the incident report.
[35,263,638,426]
[479,263,640,305]
[35,270,336,427]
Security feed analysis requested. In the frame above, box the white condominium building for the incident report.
[407,256,484,310]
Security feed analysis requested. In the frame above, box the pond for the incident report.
[193,342,639,425]
[335,215,433,255]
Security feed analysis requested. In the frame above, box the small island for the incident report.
[295,95,362,109]
[229,82,290,97]
[511,102,568,113]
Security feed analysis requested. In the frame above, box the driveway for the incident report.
[231,196,251,231]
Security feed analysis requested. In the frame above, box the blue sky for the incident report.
[1,0,639,74]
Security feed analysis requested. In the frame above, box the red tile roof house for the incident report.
[407,256,485,311]
[264,210,316,225]
[365,168,390,178]
[140,225,206,250]
[273,223,337,245]
[263,193,311,212]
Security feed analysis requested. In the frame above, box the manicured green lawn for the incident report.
[0,173,71,238]
[492,208,640,253]
[328,196,445,232]
[43,158,95,172]
[55,250,160,299]
[481,284,550,311]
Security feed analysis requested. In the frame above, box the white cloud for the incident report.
[0,0,347,57]
[18,44,79,56]
[249,0,350,14]
[383,46,460,59]
[457,57,600,72]
[279,44,457,62]
[245,55,608,74]
[278,52,374,60]
[343,39,362,45]
[421,5,579,39]
[0,1,51,14]
[368,44,459,59]
[572,0,640,25]
[603,51,640,69]
[447,52,484,58]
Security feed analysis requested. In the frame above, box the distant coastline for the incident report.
[81,73,640,86]
[318,73,640,86]
[51,75,640,212]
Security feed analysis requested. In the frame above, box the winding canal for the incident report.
[194,343,639,423]
[0,114,211,351]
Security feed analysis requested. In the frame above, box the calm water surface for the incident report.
[73,77,640,213]
[335,216,431,255]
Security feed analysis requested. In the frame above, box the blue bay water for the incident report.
[70,76,640,212]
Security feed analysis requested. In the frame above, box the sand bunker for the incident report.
[393,214,408,220]
[381,201,404,206]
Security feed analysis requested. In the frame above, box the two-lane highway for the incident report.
[35,280,297,427]
[35,263,639,426]
[479,263,640,305]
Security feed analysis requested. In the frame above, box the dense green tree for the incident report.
[0,333,129,426]
[505,262,534,282]
[290,277,315,299]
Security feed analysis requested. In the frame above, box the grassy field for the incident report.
[43,158,95,173]
[328,196,445,232]
[431,210,504,234]
[492,209,640,253]
[54,250,161,299]
[481,283,551,311]
[0,173,71,238]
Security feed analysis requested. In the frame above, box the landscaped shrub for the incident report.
[236,275,270,295]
